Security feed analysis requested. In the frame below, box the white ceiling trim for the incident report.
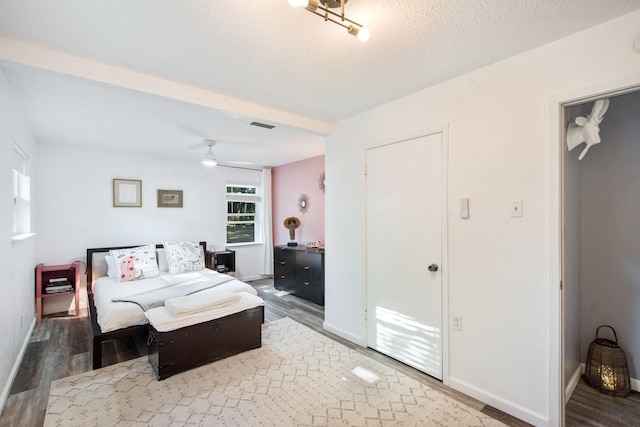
[0,37,333,136]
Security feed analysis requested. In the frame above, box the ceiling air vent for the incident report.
[250,121,275,129]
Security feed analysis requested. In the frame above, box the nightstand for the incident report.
[206,249,236,275]
[35,262,81,323]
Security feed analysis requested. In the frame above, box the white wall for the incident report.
[579,92,640,382]
[35,142,265,314]
[324,11,640,427]
[0,67,38,412]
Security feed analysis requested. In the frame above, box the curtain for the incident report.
[261,167,274,275]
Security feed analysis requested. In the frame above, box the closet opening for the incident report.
[562,88,640,425]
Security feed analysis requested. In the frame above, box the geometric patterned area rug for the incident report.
[45,317,505,426]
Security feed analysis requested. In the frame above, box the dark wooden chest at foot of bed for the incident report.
[147,305,264,380]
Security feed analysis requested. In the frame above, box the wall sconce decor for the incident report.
[566,98,609,160]
[298,194,310,213]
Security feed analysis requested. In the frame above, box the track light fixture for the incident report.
[202,140,217,167]
[288,0,370,42]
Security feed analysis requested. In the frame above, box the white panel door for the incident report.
[366,133,443,379]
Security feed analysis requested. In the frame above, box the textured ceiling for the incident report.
[1,0,639,166]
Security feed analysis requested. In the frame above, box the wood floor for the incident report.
[566,378,640,426]
[1,278,637,426]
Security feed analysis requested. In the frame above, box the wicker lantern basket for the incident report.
[584,325,631,397]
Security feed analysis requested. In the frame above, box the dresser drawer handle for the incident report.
[280,275,285,279]
[304,266,310,270]
[280,261,285,265]
[304,282,311,286]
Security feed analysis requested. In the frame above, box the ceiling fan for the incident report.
[202,140,217,167]
[181,139,262,170]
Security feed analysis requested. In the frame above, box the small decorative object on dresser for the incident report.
[35,262,81,323]
[274,245,324,305]
[283,216,300,247]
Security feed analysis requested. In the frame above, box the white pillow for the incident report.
[109,244,160,282]
[162,241,204,274]
[104,255,117,278]
[156,248,169,273]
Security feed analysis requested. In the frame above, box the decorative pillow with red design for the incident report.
[109,244,159,282]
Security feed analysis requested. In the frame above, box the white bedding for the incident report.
[93,269,258,333]
[145,291,264,332]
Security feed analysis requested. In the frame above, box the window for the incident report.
[226,185,260,244]
[12,141,31,236]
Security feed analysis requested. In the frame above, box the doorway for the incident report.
[365,132,446,380]
[561,89,640,425]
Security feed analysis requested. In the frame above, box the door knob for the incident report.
[428,263,439,272]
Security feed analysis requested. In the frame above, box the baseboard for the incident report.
[322,321,366,346]
[565,363,584,403]
[0,316,36,415]
[448,377,548,427]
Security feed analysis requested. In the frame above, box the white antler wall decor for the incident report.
[566,98,610,160]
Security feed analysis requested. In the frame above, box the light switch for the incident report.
[510,200,523,218]
[460,197,469,219]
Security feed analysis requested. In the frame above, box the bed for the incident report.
[86,241,264,370]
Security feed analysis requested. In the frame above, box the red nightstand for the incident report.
[35,262,81,323]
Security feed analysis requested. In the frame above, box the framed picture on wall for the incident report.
[113,178,142,207]
[157,189,183,208]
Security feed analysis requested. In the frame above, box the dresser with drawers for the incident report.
[273,245,324,305]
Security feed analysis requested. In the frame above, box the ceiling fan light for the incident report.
[202,144,217,166]
[202,155,217,167]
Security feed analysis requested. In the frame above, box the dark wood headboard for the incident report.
[86,241,206,294]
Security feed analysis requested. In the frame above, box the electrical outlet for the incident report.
[452,316,462,331]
